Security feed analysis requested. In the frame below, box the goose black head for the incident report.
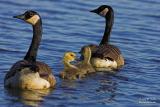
[90,5,113,17]
[13,10,40,25]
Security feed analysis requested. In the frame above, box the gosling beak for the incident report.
[13,14,25,20]
[90,9,98,13]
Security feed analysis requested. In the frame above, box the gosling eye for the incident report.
[28,12,35,18]
[70,54,74,57]
[29,13,34,16]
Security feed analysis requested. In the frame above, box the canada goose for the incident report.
[76,46,95,74]
[4,10,56,89]
[60,52,83,80]
[80,5,124,72]
[60,47,95,80]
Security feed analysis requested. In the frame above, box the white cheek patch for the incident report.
[99,8,109,17]
[26,15,40,25]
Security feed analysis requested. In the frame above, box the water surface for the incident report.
[0,0,160,107]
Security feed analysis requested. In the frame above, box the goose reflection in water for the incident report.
[5,88,53,106]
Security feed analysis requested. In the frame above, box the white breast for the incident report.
[91,58,117,71]
[5,68,50,89]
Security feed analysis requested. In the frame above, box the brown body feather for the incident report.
[92,44,124,67]
[4,60,56,87]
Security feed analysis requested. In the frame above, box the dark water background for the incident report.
[0,0,160,107]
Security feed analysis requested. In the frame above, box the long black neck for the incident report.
[99,10,114,45]
[24,19,42,62]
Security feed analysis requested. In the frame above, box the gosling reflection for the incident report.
[5,88,53,106]
[95,72,128,103]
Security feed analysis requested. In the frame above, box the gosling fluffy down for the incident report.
[60,47,95,80]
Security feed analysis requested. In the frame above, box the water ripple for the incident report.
[0,0,159,107]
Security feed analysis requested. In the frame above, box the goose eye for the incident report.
[29,12,34,17]
[25,12,34,19]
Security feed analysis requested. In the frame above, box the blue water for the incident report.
[0,0,160,107]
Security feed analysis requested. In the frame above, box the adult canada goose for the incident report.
[60,52,82,80]
[81,5,124,71]
[4,10,56,89]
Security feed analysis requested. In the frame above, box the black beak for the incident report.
[90,9,98,13]
[13,14,25,20]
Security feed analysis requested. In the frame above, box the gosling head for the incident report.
[63,52,77,63]
[79,45,97,60]
[81,46,91,58]
[79,46,92,62]
[80,45,98,54]
[13,10,41,25]
[90,5,113,18]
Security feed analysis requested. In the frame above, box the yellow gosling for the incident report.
[60,52,82,80]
